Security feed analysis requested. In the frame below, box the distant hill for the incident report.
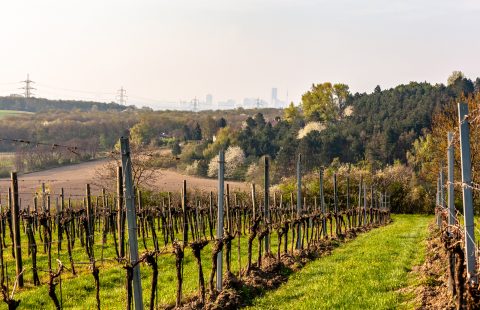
[0,96,132,112]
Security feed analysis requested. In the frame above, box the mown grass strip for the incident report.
[246,214,431,310]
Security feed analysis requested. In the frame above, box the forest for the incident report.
[0,96,130,112]
[1,72,478,212]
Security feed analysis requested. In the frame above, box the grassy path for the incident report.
[10,215,430,309]
[246,214,431,310]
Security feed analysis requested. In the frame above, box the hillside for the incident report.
[0,76,476,193]
[0,96,130,112]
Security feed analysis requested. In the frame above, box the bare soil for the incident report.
[0,159,248,203]
[412,223,455,309]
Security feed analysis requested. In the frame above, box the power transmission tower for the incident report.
[192,97,199,112]
[117,87,127,105]
[20,74,35,98]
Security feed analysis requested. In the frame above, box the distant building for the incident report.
[217,99,236,109]
[271,88,278,107]
[206,94,213,106]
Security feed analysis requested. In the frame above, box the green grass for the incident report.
[0,153,14,178]
[0,110,33,118]
[5,215,431,309]
[8,221,306,309]
[246,214,432,310]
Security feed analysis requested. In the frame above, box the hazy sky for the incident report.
[0,0,479,108]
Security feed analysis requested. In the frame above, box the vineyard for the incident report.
[433,101,480,309]
[0,137,392,309]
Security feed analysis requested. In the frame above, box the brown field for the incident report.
[0,159,249,205]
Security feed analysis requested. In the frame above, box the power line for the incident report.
[0,137,86,155]
[36,83,116,96]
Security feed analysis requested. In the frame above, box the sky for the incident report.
[0,0,479,109]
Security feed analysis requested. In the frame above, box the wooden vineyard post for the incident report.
[117,166,125,258]
[216,150,225,291]
[320,168,326,237]
[296,154,302,250]
[447,131,456,294]
[264,156,270,252]
[34,194,38,229]
[86,184,94,253]
[209,191,214,240]
[457,102,477,284]
[346,174,350,210]
[59,188,64,253]
[363,180,367,226]
[251,183,256,220]
[11,172,23,288]
[42,182,46,212]
[120,137,144,310]
[333,173,338,236]
[369,185,375,224]
[182,180,188,246]
[226,184,231,234]
[358,177,362,226]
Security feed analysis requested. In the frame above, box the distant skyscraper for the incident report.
[206,94,213,106]
[271,88,278,107]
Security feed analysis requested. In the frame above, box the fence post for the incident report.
[216,150,225,291]
[370,185,373,224]
[86,184,94,253]
[440,166,445,210]
[264,156,270,253]
[58,188,64,253]
[363,180,367,226]
[458,102,477,284]
[439,165,445,230]
[333,173,338,235]
[447,132,455,228]
[385,191,388,211]
[320,168,326,236]
[226,184,231,234]
[358,177,362,226]
[120,137,144,310]
[11,172,23,288]
[447,131,456,294]
[251,183,256,220]
[41,182,46,212]
[436,176,441,227]
[117,166,125,258]
[346,174,350,210]
[296,154,302,250]
[182,180,188,246]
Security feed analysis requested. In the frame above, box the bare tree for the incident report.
[93,142,161,190]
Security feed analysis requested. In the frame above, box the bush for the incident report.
[207,146,246,179]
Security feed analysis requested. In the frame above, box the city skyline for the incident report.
[0,0,479,109]
[2,74,290,110]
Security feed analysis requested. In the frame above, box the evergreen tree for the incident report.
[183,125,192,141]
[192,123,203,140]
[171,141,181,156]
[216,117,227,128]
